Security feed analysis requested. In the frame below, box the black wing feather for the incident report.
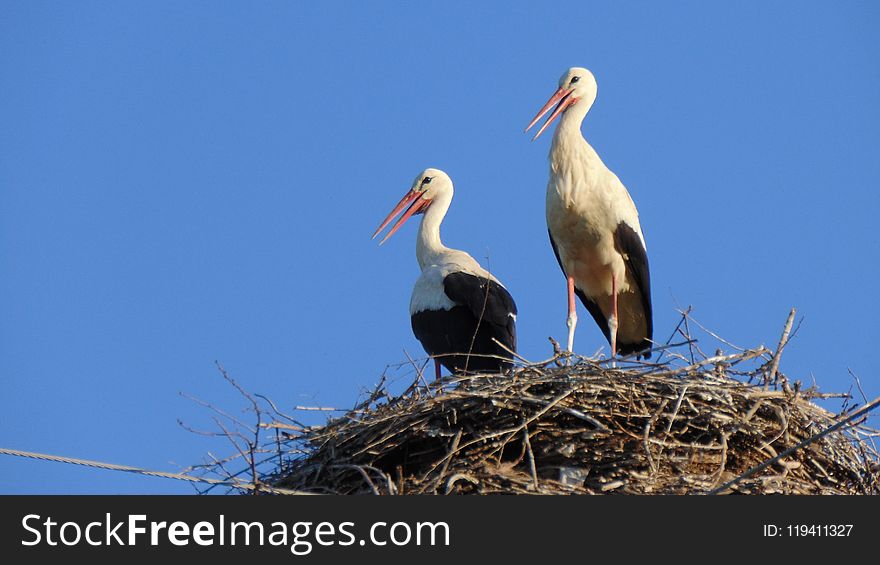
[442,271,517,354]
[612,221,653,355]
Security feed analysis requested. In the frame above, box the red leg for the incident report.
[434,358,442,381]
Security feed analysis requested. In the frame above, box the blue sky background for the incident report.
[2,1,878,493]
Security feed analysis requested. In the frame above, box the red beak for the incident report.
[372,189,431,245]
[525,86,579,141]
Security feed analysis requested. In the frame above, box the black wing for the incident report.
[442,271,517,354]
[612,221,653,356]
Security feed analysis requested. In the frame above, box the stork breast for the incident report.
[549,205,628,298]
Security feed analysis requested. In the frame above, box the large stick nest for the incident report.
[270,342,879,495]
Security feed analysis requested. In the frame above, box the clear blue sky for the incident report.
[2,1,878,493]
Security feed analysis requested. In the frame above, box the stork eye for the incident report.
[571,76,580,84]
[422,176,433,186]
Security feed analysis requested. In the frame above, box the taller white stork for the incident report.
[373,168,518,378]
[525,67,652,358]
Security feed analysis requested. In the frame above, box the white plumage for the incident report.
[409,254,503,316]
[527,67,653,358]
[374,169,518,377]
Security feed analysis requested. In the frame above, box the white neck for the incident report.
[550,98,604,171]
[416,189,453,270]
[552,97,592,145]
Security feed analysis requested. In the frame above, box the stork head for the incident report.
[372,168,452,244]
[525,67,597,141]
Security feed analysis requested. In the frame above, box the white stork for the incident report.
[525,67,652,358]
[373,168,518,378]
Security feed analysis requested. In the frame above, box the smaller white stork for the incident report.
[526,67,653,359]
[373,168,518,378]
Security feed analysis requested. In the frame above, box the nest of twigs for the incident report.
[270,333,879,495]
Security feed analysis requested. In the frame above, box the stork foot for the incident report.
[609,273,619,367]
[566,311,578,357]
[565,276,578,358]
[608,314,619,368]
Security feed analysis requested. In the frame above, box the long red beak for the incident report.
[372,189,431,245]
[525,87,579,141]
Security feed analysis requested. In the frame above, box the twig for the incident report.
[430,429,463,491]
[765,308,796,388]
[254,394,306,428]
[492,337,532,365]
[655,306,690,363]
[179,392,255,435]
[686,315,747,352]
[464,270,494,374]
[522,427,539,491]
[848,368,878,454]
[679,308,696,364]
[401,349,431,397]
[330,464,381,495]
[708,394,880,495]
[643,399,668,474]
[655,348,769,378]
